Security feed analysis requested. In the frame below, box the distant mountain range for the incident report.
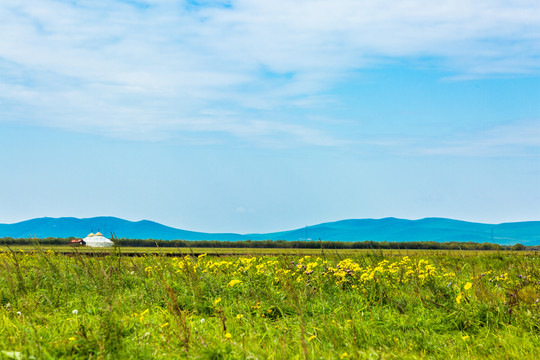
[0,216,539,245]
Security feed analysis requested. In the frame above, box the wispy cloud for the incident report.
[1,0,539,144]
[336,119,540,158]
[416,120,540,157]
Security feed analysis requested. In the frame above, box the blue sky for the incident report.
[1,0,539,233]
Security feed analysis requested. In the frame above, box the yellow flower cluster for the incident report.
[324,256,440,286]
[165,254,454,293]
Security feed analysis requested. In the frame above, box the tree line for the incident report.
[0,237,535,251]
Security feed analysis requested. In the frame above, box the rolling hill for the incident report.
[0,216,539,245]
[0,217,245,241]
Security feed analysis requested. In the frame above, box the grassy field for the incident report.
[1,248,539,359]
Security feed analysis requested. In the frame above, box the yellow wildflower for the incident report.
[225,332,232,339]
[227,279,242,287]
[214,297,222,306]
[464,282,472,291]
[308,335,317,342]
[139,308,149,322]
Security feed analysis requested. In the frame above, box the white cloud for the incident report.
[0,0,539,144]
[416,120,540,157]
[232,206,255,214]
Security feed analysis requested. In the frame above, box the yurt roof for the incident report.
[83,234,113,242]
[82,233,114,247]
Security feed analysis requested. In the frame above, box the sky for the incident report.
[0,0,539,233]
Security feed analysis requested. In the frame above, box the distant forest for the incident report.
[0,237,536,251]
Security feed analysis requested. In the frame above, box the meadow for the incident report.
[1,248,539,359]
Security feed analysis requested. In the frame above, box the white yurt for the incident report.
[83,232,114,247]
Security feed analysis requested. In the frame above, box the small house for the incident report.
[70,238,86,246]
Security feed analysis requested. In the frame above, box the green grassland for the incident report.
[1,248,539,359]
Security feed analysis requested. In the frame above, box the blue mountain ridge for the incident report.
[0,216,539,245]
